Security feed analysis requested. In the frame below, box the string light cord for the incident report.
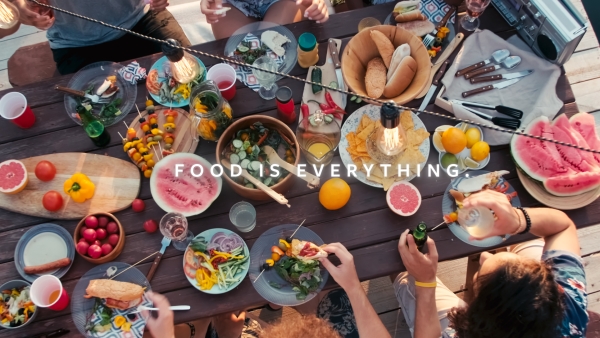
[28,0,600,155]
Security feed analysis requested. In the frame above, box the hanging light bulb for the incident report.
[161,38,201,84]
[367,103,407,162]
[0,0,19,29]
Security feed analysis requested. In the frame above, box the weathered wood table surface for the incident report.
[1,3,597,337]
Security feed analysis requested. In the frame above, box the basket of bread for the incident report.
[341,25,431,105]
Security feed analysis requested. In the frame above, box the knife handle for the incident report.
[55,85,86,97]
[146,252,163,282]
[436,7,456,31]
[470,74,503,83]
[433,60,450,86]
[328,39,341,68]
[462,85,494,98]
[464,65,497,79]
[456,61,486,77]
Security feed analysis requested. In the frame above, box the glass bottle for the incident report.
[77,105,111,147]
[275,86,296,125]
[297,33,319,68]
[190,80,233,142]
[296,109,341,166]
[408,222,428,251]
[457,206,495,238]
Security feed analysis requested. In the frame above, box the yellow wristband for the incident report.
[414,281,437,288]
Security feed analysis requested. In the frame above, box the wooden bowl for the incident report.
[341,25,432,105]
[216,115,300,201]
[74,212,125,264]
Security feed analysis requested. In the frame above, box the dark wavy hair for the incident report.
[447,258,565,338]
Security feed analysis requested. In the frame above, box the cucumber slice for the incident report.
[240,159,250,169]
[250,161,261,171]
[230,153,240,164]
[238,150,247,160]
[232,139,243,148]
[329,81,338,89]
[237,45,249,52]
[245,183,254,189]
[264,177,272,186]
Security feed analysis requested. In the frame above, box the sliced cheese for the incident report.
[261,30,290,57]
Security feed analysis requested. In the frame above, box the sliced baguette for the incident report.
[370,30,395,68]
[396,20,435,37]
[365,57,387,99]
[395,9,427,22]
[383,56,417,98]
[387,44,411,81]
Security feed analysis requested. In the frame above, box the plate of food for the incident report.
[249,224,329,306]
[71,262,152,338]
[183,228,250,294]
[14,223,75,283]
[224,21,298,81]
[65,61,137,127]
[339,104,430,190]
[442,170,520,247]
[146,56,206,107]
[433,123,490,175]
[0,280,37,329]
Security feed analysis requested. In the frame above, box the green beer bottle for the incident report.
[77,105,111,147]
[408,222,428,252]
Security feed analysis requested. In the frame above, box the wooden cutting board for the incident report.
[0,153,141,220]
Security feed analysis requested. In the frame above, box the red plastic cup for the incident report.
[0,92,36,128]
[30,275,70,311]
[207,63,237,101]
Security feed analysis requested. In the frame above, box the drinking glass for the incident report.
[159,212,193,251]
[30,275,70,311]
[252,56,278,100]
[0,92,36,128]
[229,201,257,232]
[460,0,491,31]
[358,17,381,32]
[207,63,237,101]
[457,206,495,238]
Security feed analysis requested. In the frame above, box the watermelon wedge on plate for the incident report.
[386,181,421,216]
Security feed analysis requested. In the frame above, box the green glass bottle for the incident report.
[409,222,428,252]
[77,105,111,147]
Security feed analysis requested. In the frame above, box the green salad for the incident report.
[275,257,323,300]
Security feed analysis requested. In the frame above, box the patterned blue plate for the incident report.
[14,223,75,283]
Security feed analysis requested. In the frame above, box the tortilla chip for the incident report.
[357,123,375,140]
[383,177,395,191]
[400,110,414,130]
[406,128,430,147]
[360,114,373,130]
[357,141,367,153]
[371,163,385,179]
[367,175,383,184]
[347,132,357,149]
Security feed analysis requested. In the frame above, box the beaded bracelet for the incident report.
[516,207,531,234]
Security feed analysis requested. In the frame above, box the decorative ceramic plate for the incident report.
[147,55,206,108]
[339,104,431,188]
[183,228,250,294]
[249,224,329,307]
[71,262,152,338]
[442,170,521,247]
[14,223,75,283]
[433,122,490,175]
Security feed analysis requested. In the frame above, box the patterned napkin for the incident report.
[421,0,456,24]
[118,61,147,85]
[86,294,152,338]
[227,33,285,92]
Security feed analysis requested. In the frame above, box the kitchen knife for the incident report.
[416,32,464,99]
[328,39,346,107]
[455,49,510,77]
[147,236,171,281]
[448,98,523,119]
[418,59,451,113]
[470,70,533,84]
[450,100,521,129]
[461,78,521,98]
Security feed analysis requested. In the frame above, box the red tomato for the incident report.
[35,161,56,182]
[185,249,198,269]
[184,264,196,279]
[42,191,63,212]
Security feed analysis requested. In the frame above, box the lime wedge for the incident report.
[433,132,444,152]
[458,157,466,171]
[459,123,469,133]
[435,125,453,135]
[464,157,480,168]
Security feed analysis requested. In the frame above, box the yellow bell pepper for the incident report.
[63,173,95,203]
[174,84,190,99]
[428,50,437,58]
[437,27,450,39]
[223,105,232,119]
[163,123,176,130]
[121,322,132,332]
[209,254,229,263]
[193,98,208,114]
[114,315,126,328]
[279,239,291,251]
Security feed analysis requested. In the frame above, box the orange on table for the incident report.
[441,127,467,154]
[319,178,351,210]
[470,141,490,162]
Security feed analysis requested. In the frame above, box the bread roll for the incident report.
[365,57,387,98]
[370,30,395,68]
[383,56,417,98]
[387,44,411,81]
[395,9,427,22]
[396,20,435,37]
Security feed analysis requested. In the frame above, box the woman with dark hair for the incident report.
[395,189,587,338]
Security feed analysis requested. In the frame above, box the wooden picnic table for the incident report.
[1,3,598,337]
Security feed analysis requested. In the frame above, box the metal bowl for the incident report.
[0,280,37,330]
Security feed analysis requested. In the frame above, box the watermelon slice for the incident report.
[386,181,421,216]
[544,171,600,197]
[570,112,600,166]
[551,114,599,172]
[0,160,28,194]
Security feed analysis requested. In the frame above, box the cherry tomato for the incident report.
[271,252,281,262]
[42,191,63,212]
[185,249,199,269]
[449,212,458,222]
[35,160,56,182]
[271,246,285,256]
[184,264,196,279]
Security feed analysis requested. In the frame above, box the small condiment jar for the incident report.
[297,32,319,68]
[276,86,296,125]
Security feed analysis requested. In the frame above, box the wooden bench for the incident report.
[7,41,59,87]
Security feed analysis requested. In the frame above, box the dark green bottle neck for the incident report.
[77,106,98,126]
[413,223,427,239]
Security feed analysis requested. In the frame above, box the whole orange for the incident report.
[319,178,351,210]
[441,127,467,154]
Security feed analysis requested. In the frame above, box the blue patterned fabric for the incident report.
[223,0,279,18]
[317,289,359,338]
[372,0,456,24]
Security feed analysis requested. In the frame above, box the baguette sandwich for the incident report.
[84,279,144,310]
[394,1,427,23]
[291,239,328,262]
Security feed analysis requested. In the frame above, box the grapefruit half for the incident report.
[386,181,421,216]
[0,160,28,194]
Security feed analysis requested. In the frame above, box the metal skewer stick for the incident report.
[123,121,129,129]
[135,104,143,118]
[431,221,446,231]
[287,219,306,241]
[118,131,125,139]
[110,251,159,280]
[253,269,266,284]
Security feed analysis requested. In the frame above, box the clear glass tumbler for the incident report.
[229,201,257,232]
[252,56,278,100]
[460,0,491,31]
[159,212,194,251]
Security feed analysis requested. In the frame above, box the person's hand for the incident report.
[13,0,54,30]
[318,242,360,291]
[212,312,246,338]
[150,0,170,12]
[462,189,521,240]
[297,0,329,23]
[200,0,226,24]
[398,230,438,283]
[142,291,175,338]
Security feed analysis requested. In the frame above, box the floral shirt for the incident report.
[442,250,588,338]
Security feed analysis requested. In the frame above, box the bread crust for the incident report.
[396,20,435,37]
[395,9,427,23]
[85,279,144,302]
[383,56,417,98]
[370,30,395,68]
[365,57,387,98]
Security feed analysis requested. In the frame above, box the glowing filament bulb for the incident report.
[377,125,406,156]
[0,0,18,29]
[171,53,200,84]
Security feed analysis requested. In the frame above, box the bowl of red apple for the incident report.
[73,213,125,264]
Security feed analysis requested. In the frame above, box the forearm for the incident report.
[520,207,579,254]
[414,287,442,338]
[345,284,391,338]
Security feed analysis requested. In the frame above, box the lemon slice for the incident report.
[458,157,466,171]
[432,132,444,152]
[464,157,480,168]
[435,125,453,135]
[459,122,469,133]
